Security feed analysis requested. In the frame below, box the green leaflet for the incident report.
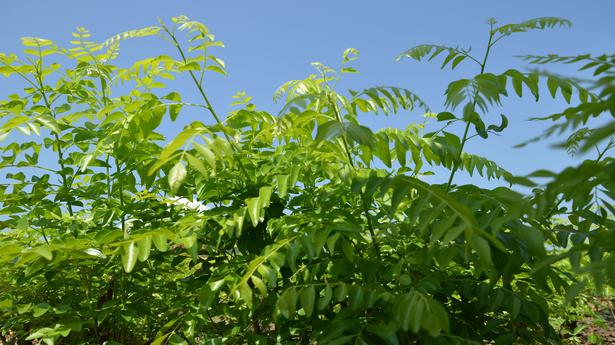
[32,303,51,317]
[317,285,333,311]
[152,233,169,252]
[334,284,348,302]
[256,264,276,286]
[121,241,138,273]
[185,153,209,177]
[168,162,187,193]
[470,234,493,269]
[276,287,298,319]
[275,174,290,198]
[436,111,456,121]
[162,92,183,121]
[495,17,571,36]
[300,286,316,317]
[238,282,252,309]
[258,186,273,213]
[245,197,260,227]
[430,214,459,244]
[348,286,364,310]
[397,44,474,71]
[315,120,342,142]
[30,245,53,261]
[137,236,152,262]
[193,142,217,169]
[151,128,198,175]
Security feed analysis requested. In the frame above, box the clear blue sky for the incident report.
[1,0,614,187]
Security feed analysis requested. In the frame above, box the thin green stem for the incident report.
[34,62,74,217]
[161,25,253,184]
[81,268,100,341]
[97,76,116,209]
[445,26,495,192]
[445,122,471,192]
[115,159,127,238]
[39,223,50,245]
[328,94,382,260]
[106,156,112,203]
[595,141,613,163]
[489,34,507,47]
[2,164,57,173]
[0,59,40,91]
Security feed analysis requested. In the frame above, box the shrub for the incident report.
[0,15,613,345]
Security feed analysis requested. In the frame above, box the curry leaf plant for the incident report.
[0,15,613,345]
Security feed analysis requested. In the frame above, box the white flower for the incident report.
[166,196,208,212]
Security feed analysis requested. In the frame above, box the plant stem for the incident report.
[106,156,112,203]
[445,26,495,192]
[328,94,382,260]
[96,75,115,205]
[445,122,471,192]
[35,67,74,217]
[162,26,253,184]
[81,269,100,342]
[115,160,127,238]
[38,216,50,244]
[94,70,128,238]
[595,142,613,163]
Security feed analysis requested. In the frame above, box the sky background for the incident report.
[1,0,614,188]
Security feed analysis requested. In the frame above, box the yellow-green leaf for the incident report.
[246,197,260,227]
[168,162,187,193]
[193,142,217,169]
[239,282,252,309]
[276,174,289,198]
[31,245,53,261]
[137,236,152,262]
[185,153,209,177]
[121,241,138,273]
[152,233,168,252]
[251,275,267,295]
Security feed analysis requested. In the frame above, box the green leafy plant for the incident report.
[0,15,613,345]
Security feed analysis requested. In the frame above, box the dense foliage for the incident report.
[0,16,613,344]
